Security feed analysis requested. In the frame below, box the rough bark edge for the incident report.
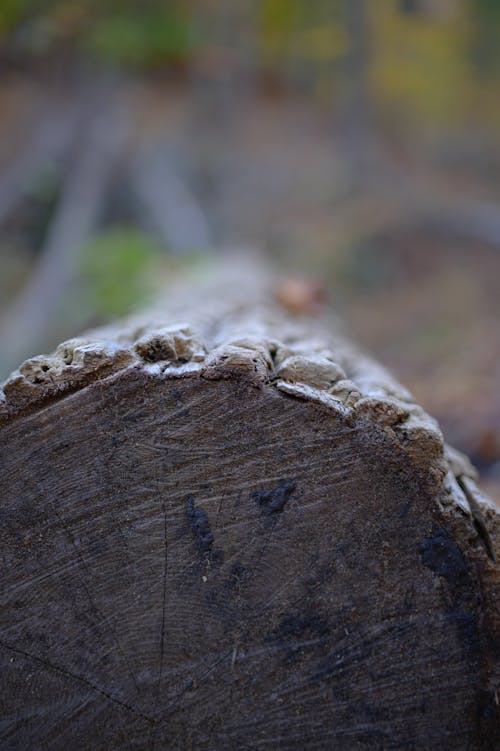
[1,306,499,721]
[0,321,483,476]
[2,242,500,558]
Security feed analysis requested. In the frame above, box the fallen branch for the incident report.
[0,90,131,375]
[131,145,212,252]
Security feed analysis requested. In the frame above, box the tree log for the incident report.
[0,259,498,750]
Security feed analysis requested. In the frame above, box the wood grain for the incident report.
[1,261,498,749]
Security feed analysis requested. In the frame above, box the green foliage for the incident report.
[0,1,197,68]
[84,7,197,68]
[81,226,160,318]
[0,0,33,34]
[2,1,500,127]
[371,2,469,124]
[258,1,345,70]
[469,0,500,78]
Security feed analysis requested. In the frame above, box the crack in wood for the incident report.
[0,640,156,726]
[457,476,496,562]
[149,502,170,749]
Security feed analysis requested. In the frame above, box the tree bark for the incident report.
[0,258,498,750]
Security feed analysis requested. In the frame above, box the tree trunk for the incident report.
[0,258,498,750]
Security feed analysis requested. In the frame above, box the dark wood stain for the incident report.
[252,479,296,514]
[185,495,214,555]
[419,527,468,585]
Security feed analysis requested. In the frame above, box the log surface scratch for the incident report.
[1,260,498,750]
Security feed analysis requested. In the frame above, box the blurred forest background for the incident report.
[0,0,499,502]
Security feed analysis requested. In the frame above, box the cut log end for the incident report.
[1,264,499,750]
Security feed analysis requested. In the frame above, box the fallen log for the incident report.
[0,259,498,750]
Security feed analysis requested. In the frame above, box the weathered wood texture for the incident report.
[1,261,499,750]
